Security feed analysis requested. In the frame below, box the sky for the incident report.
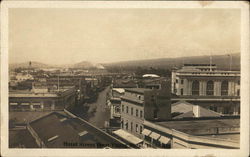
[9,8,240,65]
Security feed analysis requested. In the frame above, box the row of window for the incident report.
[121,119,143,134]
[208,105,240,115]
[121,104,143,118]
[176,79,240,86]
[190,80,240,96]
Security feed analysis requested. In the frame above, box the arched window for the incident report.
[192,80,199,95]
[206,80,214,96]
[221,81,229,96]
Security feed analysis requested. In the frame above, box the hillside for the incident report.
[10,61,105,70]
[9,61,50,69]
[70,61,105,69]
[10,53,240,71]
[104,53,240,71]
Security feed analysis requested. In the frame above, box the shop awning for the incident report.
[149,132,160,140]
[158,136,170,144]
[113,129,143,145]
[142,128,152,136]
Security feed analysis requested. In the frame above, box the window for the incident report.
[180,88,183,95]
[153,109,158,119]
[209,105,217,112]
[206,80,214,96]
[136,109,138,117]
[174,83,177,93]
[131,107,133,115]
[223,107,230,114]
[140,110,143,118]
[121,119,123,129]
[140,126,143,134]
[126,106,129,114]
[192,80,199,96]
[136,124,138,132]
[131,122,133,131]
[181,79,184,84]
[237,89,240,96]
[151,95,155,102]
[122,105,124,112]
[125,121,128,130]
[238,80,240,85]
[221,81,229,96]
[176,79,178,83]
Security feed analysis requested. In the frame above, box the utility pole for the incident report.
[58,71,60,92]
[230,54,232,71]
[227,53,232,71]
[209,53,212,71]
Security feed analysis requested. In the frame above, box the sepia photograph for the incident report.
[1,1,249,157]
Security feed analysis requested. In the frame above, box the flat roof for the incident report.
[156,117,239,135]
[112,79,137,88]
[9,88,74,98]
[184,64,216,66]
[199,133,240,142]
[125,88,152,94]
[171,96,240,102]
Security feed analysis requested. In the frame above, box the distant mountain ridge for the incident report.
[10,61,105,70]
[104,53,241,71]
[10,53,240,71]
[9,61,50,69]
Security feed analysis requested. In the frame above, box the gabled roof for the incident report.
[29,112,127,148]
[172,101,222,119]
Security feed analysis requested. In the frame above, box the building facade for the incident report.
[171,64,240,115]
[143,117,240,149]
[119,87,171,142]
[9,87,76,111]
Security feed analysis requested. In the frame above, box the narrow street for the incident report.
[86,86,110,128]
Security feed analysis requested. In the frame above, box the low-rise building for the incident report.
[15,73,34,82]
[9,87,76,111]
[143,116,240,149]
[171,101,222,119]
[10,111,128,148]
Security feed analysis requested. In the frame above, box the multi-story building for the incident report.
[109,88,125,127]
[113,87,171,147]
[109,78,138,127]
[9,87,76,111]
[171,64,240,115]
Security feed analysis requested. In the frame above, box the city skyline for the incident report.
[9,8,240,65]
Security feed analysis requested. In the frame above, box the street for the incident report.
[86,86,110,128]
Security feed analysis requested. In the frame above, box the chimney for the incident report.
[193,105,200,117]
